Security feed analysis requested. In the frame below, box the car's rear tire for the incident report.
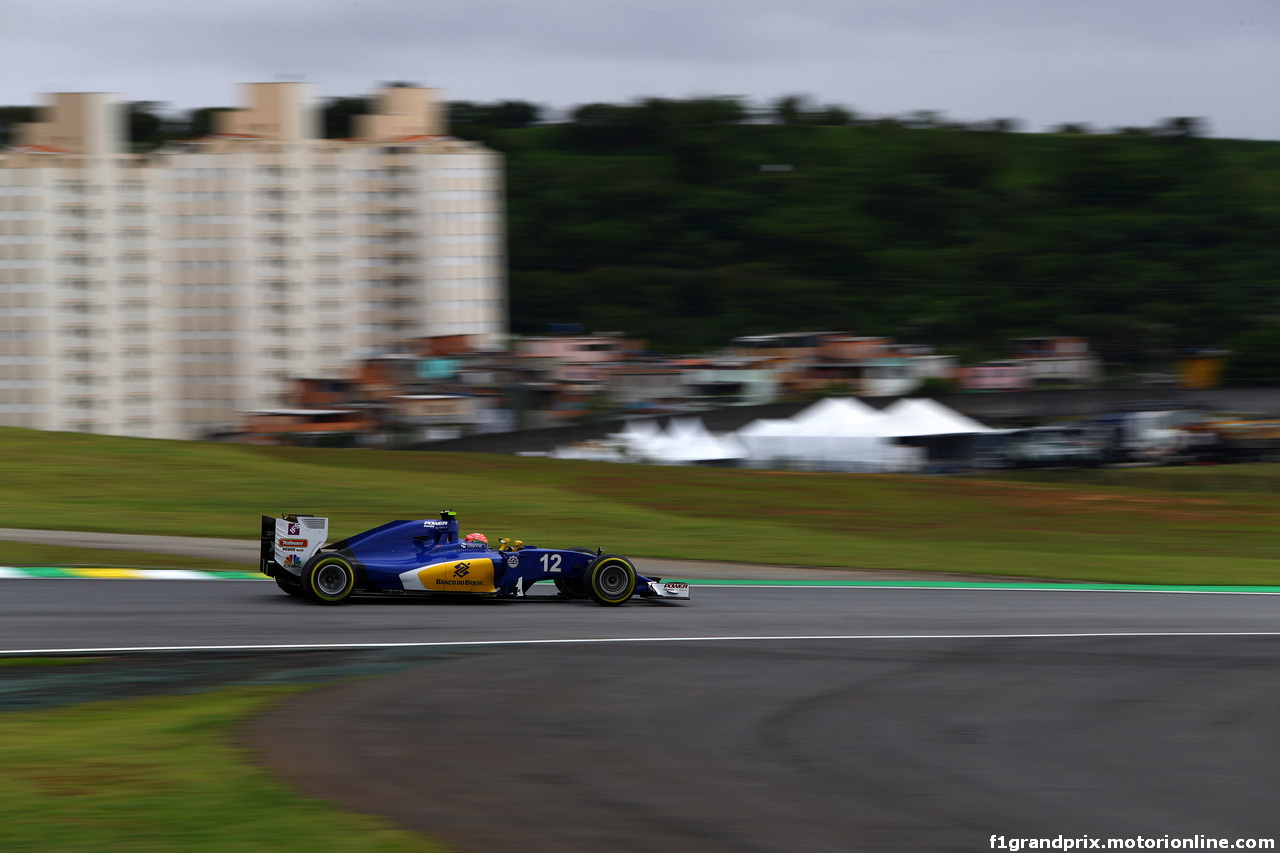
[586,555,637,606]
[302,553,357,605]
[274,572,303,597]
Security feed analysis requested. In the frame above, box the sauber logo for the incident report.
[453,562,471,578]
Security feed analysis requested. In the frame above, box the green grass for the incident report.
[1,427,1279,584]
[0,541,252,572]
[0,657,100,668]
[0,686,447,853]
[986,463,1280,494]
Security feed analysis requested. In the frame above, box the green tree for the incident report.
[126,101,171,150]
[0,106,36,146]
[321,97,370,139]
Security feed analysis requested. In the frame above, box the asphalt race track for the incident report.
[5,579,1280,851]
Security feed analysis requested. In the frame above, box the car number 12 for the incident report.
[540,553,562,573]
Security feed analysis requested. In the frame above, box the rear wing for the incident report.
[260,514,330,577]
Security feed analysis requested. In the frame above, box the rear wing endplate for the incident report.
[259,514,330,577]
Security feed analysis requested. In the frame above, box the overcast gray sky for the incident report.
[3,0,1277,138]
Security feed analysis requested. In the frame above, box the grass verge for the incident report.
[0,540,252,573]
[0,685,446,853]
[0,657,100,668]
[1,427,1279,584]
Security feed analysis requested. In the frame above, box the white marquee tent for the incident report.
[732,397,993,471]
[553,416,746,464]
[552,397,992,470]
[878,397,995,437]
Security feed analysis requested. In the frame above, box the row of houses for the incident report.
[238,331,1104,446]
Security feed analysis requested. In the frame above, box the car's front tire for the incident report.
[301,553,357,605]
[586,555,637,606]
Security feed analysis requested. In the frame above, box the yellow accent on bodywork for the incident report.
[415,558,497,593]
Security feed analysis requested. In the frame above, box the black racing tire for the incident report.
[274,572,304,598]
[586,555,637,606]
[301,552,358,605]
[554,577,590,599]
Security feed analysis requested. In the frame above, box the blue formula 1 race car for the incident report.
[259,511,690,606]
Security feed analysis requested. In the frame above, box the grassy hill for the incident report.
[2,427,1279,584]
[484,115,1280,370]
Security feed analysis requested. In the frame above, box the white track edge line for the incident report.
[5,631,1280,656]
[5,574,1280,596]
[701,585,1280,595]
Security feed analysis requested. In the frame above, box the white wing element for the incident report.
[273,516,329,576]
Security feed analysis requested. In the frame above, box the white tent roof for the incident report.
[879,398,994,436]
[613,418,663,441]
[790,397,880,427]
[789,397,893,438]
[607,416,745,463]
[734,418,793,438]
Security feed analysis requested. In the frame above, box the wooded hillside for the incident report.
[462,102,1280,372]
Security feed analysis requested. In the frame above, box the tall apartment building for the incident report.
[0,82,505,439]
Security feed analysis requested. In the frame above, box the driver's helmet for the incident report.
[464,532,489,546]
